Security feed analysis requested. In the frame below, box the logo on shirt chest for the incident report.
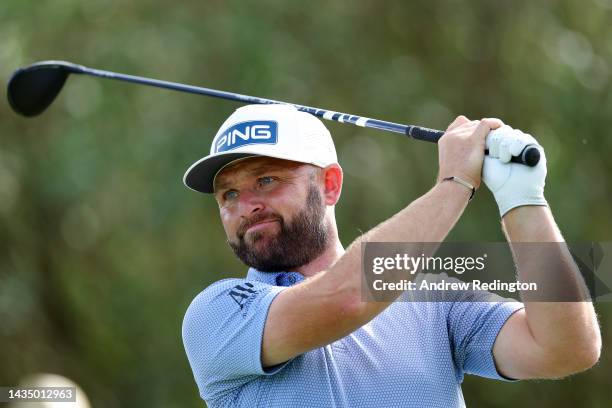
[228,282,259,315]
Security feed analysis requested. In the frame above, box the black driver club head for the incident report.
[7,61,83,117]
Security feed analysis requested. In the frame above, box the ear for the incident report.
[321,164,343,205]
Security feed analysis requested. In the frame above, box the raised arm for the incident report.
[262,116,502,367]
[482,127,601,379]
[492,206,601,379]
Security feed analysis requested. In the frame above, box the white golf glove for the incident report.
[482,125,548,217]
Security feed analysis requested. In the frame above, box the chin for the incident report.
[247,234,276,249]
[246,228,279,244]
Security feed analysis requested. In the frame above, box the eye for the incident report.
[223,190,239,201]
[258,176,276,187]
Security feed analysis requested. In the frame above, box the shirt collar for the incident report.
[246,267,305,287]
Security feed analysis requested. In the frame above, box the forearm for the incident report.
[329,180,471,319]
[365,180,471,243]
[502,206,601,366]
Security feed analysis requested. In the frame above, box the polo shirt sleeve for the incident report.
[182,278,289,401]
[446,289,524,381]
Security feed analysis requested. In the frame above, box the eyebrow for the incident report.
[213,178,231,193]
[214,165,287,192]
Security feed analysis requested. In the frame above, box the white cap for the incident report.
[183,104,338,193]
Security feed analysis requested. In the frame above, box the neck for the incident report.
[293,219,344,278]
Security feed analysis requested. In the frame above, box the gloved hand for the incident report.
[482,125,548,217]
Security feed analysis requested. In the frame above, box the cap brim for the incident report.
[183,152,259,194]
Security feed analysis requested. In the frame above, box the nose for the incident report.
[237,188,265,217]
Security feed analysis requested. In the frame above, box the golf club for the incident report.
[7,60,540,166]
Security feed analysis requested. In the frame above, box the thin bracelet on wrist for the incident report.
[442,176,476,200]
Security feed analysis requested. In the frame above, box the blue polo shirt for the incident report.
[182,268,523,407]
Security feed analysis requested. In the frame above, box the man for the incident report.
[182,104,601,407]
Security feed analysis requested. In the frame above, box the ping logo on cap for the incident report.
[214,121,278,153]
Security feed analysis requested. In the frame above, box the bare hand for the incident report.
[437,116,504,189]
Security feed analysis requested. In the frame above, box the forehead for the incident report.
[214,157,305,190]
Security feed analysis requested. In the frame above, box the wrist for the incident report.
[497,195,548,218]
[436,176,473,202]
[438,173,480,191]
[493,182,547,217]
[439,176,476,201]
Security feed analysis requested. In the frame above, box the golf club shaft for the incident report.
[10,61,539,166]
[70,64,443,142]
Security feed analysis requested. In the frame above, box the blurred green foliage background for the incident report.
[1,1,611,407]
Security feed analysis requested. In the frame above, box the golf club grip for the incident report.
[406,126,540,167]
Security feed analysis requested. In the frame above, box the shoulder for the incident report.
[182,278,285,341]
[188,278,246,304]
[183,278,241,315]
[181,277,288,392]
[183,278,264,324]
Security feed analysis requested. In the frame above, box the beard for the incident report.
[228,184,329,272]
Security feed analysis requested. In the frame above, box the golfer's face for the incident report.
[213,157,314,248]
